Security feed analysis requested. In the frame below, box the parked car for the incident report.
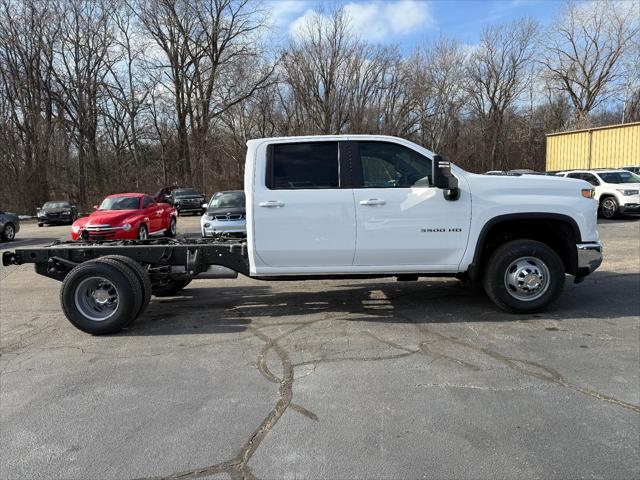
[154,185,180,204]
[201,190,246,237]
[622,165,640,174]
[0,210,20,242]
[557,169,640,218]
[37,201,77,226]
[170,188,206,216]
[71,193,177,241]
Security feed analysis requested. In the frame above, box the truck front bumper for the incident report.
[575,242,603,279]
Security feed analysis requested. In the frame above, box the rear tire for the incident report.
[599,196,619,219]
[95,256,152,323]
[483,239,565,313]
[38,223,43,227]
[152,278,192,297]
[60,260,143,334]
[164,216,177,237]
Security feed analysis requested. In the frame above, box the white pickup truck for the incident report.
[3,135,603,334]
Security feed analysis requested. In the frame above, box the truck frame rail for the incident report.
[2,237,250,281]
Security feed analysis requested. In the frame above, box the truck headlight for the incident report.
[71,225,80,233]
[581,188,595,199]
[206,214,214,220]
[122,223,131,231]
[616,189,639,196]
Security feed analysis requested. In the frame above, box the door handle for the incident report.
[359,198,386,206]
[258,200,285,208]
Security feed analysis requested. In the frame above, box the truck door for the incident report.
[251,141,356,270]
[351,141,471,268]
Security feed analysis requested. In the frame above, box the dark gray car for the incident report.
[170,188,206,216]
[0,210,20,241]
[37,201,78,226]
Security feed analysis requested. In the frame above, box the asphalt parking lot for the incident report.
[1,216,639,479]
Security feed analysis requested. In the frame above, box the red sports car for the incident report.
[71,193,177,241]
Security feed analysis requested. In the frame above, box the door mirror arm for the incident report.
[432,155,460,201]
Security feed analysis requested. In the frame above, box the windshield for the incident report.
[209,192,245,209]
[43,202,70,209]
[99,196,140,210]
[598,171,640,184]
[174,188,201,197]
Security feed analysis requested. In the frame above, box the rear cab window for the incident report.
[267,142,340,190]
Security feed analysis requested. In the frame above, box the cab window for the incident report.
[356,142,432,188]
[267,142,339,190]
[142,196,152,208]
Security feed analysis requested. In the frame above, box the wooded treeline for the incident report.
[1,0,638,212]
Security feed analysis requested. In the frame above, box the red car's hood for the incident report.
[77,210,141,226]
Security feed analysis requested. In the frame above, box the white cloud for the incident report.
[383,0,435,35]
[289,1,435,42]
[267,0,311,30]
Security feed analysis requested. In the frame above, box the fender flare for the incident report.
[467,212,582,281]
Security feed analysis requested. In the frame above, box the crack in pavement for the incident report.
[135,289,638,479]
[397,305,640,414]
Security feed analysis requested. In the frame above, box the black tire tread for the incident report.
[599,196,619,219]
[96,256,151,321]
[60,260,143,334]
[483,239,565,313]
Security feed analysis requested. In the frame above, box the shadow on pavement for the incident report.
[125,270,639,336]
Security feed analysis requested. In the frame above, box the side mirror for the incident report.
[432,155,460,201]
[93,205,98,210]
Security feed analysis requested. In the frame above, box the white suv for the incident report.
[558,169,640,219]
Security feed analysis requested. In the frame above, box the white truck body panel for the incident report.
[245,135,599,277]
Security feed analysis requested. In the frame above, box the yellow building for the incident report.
[546,122,640,171]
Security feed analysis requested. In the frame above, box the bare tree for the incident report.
[540,0,640,126]
[282,8,360,135]
[413,37,469,154]
[467,18,539,171]
[139,0,274,187]
[52,0,119,203]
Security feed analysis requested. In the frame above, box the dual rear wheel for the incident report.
[60,255,188,334]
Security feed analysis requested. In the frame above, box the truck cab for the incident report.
[246,135,600,274]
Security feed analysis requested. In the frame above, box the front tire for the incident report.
[483,239,565,313]
[60,260,143,334]
[1,223,15,241]
[164,216,177,237]
[137,224,148,240]
[599,197,619,219]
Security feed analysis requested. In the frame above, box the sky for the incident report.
[265,0,562,52]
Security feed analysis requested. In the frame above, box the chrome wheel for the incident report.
[503,256,550,302]
[4,224,15,240]
[73,276,119,322]
[601,198,617,219]
[170,217,177,235]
